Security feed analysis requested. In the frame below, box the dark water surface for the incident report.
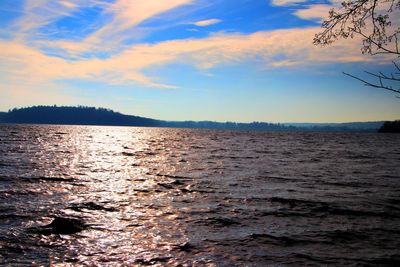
[1,125,400,266]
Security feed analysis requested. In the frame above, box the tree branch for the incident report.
[343,71,400,94]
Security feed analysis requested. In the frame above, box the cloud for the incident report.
[13,0,81,35]
[0,27,376,92]
[294,4,332,21]
[89,0,192,40]
[0,40,177,89]
[1,0,389,93]
[271,0,308,7]
[51,0,193,55]
[60,1,78,9]
[192,19,221,27]
[11,0,193,57]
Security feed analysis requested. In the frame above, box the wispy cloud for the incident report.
[39,0,193,56]
[60,1,78,9]
[13,1,76,35]
[270,0,308,7]
[192,18,221,27]
[294,4,332,21]
[1,0,397,121]
[87,0,193,43]
[10,0,193,58]
[0,26,375,93]
[0,0,378,90]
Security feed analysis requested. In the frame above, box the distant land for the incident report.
[0,105,395,132]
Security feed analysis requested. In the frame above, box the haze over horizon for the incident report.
[0,0,399,123]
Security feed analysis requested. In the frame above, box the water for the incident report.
[0,124,399,266]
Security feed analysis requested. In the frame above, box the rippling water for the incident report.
[0,124,400,266]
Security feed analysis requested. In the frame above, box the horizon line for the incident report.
[0,105,394,125]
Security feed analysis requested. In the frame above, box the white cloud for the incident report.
[192,19,221,27]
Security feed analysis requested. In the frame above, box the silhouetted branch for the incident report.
[314,0,400,56]
[314,0,400,98]
[343,62,400,96]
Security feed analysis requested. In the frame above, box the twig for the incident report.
[343,71,400,94]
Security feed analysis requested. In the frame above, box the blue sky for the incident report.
[0,0,398,122]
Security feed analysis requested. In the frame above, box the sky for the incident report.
[0,0,398,123]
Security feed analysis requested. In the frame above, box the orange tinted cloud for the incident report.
[0,27,375,90]
[271,0,308,6]
[294,5,332,21]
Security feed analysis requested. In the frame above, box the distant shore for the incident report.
[0,105,394,132]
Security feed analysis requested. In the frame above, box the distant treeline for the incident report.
[0,105,291,131]
[160,120,294,131]
[0,105,394,132]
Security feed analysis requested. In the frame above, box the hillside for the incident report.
[1,106,160,127]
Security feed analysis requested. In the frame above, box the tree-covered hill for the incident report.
[2,106,160,127]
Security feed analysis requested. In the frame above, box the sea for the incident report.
[0,124,399,266]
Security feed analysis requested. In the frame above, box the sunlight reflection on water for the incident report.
[0,125,400,266]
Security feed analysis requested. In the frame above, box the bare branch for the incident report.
[343,71,400,94]
[314,0,400,56]
[315,0,400,98]
[364,71,400,81]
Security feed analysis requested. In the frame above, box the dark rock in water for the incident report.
[36,217,87,235]
[135,256,172,265]
[127,223,142,227]
[176,242,195,252]
[157,180,185,189]
[205,217,240,227]
[69,201,118,212]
